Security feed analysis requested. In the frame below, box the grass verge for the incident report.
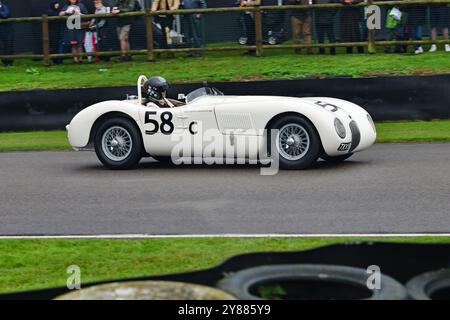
[0,131,69,152]
[1,236,450,294]
[375,120,450,143]
[0,120,449,152]
[1,50,450,92]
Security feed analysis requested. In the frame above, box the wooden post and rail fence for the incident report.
[0,0,449,65]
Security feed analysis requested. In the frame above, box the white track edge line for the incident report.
[1,233,450,239]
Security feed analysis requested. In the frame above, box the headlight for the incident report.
[334,118,346,139]
[367,114,376,133]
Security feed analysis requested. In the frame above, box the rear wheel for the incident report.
[320,153,354,162]
[94,118,143,170]
[271,115,320,170]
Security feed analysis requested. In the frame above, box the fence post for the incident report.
[41,15,50,66]
[145,9,154,62]
[367,1,376,54]
[254,6,263,57]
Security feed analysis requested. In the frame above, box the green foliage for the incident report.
[257,284,287,300]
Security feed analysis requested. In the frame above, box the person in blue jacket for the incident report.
[0,0,13,66]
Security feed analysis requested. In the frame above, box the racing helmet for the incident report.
[144,76,169,100]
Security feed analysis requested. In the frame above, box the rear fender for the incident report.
[67,101,141,148]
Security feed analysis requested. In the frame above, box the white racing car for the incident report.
[67,75,376,170]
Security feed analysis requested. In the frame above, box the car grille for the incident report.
[349,121,361,152]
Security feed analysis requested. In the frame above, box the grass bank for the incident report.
[1,236,449,294]
[1,50,450,92]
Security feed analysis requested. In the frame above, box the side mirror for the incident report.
[178,93,186,101]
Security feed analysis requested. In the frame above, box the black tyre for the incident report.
[270,115,321,170]
[320,153,354,162]
[218,264,407,300]
[406,268,450,300]
[94,117,143,170]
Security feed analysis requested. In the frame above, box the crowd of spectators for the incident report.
[0,0,449,66]
[53,0,141,63]
[241,0,449,55]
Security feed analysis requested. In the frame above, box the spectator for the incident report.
[59,0,88,64]
[384,5,405,53]
[238,2,248,45]
[340,0,364,54]
[287,0,312,54]
[360,0,369,49]
[94,0,116,61]
[240,0,262,55]
[182,0,207,57]
[152,0,180,58]
[113,0,141,61]
[87,0,111,62]
[404,3,426,54]
[429,4,450,52]
[315,0,338,55]
[48,0,64,64]
[0,0,13,66]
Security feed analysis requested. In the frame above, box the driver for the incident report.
[143,76,184,108]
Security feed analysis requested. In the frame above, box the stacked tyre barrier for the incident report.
[406,269,450,300]
[2,242,450,300]
[217,264,408,300]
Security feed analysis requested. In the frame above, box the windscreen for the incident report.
[185,87,224,104]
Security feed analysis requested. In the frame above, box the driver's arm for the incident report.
[166,98,185,107]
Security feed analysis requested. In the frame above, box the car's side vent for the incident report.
[218,113,254,130]
[349,120,361,152]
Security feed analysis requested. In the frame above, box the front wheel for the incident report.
[271,116,321,170]
[94,118,143,170]
[320,153,354,163]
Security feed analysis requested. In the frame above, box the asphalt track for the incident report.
[0,143,449,236]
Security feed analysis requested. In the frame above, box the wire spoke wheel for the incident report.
[101,126,133,162]
[277,123,310,161]
[95,118,143,170]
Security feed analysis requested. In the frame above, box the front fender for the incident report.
[303,97,377,154]
[243,98,348,157]
[247,97,375,157]
[67,101,141,148]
